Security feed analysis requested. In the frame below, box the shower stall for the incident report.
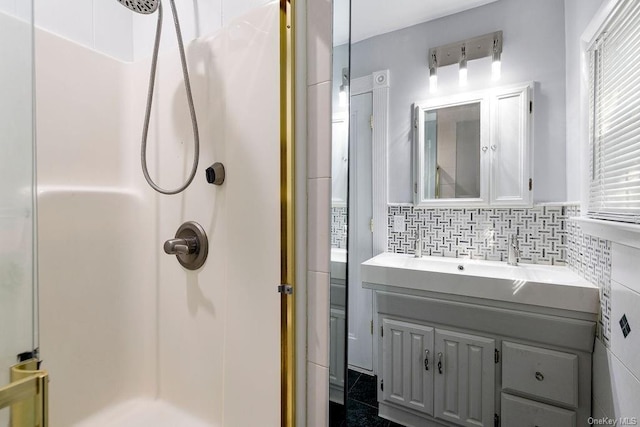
[0,0,289,426]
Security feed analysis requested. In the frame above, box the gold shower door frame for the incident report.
[0,359,49,427]
[280,0,296,426]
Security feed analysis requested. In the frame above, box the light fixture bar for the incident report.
[428,31,502,69]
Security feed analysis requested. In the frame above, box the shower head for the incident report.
[116,0,159,14]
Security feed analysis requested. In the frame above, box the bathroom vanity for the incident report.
[362,253,599,427]
[329,248,347,403]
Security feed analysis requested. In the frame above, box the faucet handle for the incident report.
[164,237,197,255]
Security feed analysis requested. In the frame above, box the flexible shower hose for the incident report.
[141,0,200,195]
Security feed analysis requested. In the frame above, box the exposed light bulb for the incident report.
[429,67,437,93]
[339,87,347,107]
[459,65,468,86]
[492,59,501,81]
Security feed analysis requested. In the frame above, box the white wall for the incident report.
[305,0,333,425]
[564,0,603,202]
[593,244,640,422]
[13,0,272,62]
[351,0,568,204]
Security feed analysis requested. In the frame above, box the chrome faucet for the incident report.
[507,234,520,266]
[414,228,423,258]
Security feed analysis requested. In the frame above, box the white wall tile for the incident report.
[306,0,331,85]
[308,271,330,366]
[35,0,93,49]
[307,362,329,427]
[93,0,133,61]
[592,339,640,421]
[610,280,640,381]
[222,0,271,27]
[132,0,223,61]
[307,82,332,179]
[15,0,31,22]
[308,178,331,273]
[0,0,16,16]
[612,243,640,295]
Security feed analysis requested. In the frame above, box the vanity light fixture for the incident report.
[459,45,468,86]
[429,52,438,93]
[339,67,349,107]
[428,31,503,87]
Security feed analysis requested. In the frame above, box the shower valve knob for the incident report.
[164,221,209,270]
[206,163,225,185]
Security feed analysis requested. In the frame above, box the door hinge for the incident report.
[370,115,374,129]
[494,414,500,427]
[414,117,418,129]
[529,101,533,114]
[381,380,384,391]
[370,320,374,335]
[277,284,293,295]
[494,349,500,364]
[370,218,374,233]
[381,325,384,337]
[414,182,418,194]
[529,178,533,191]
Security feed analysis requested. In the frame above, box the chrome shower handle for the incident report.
[164,237,197,255]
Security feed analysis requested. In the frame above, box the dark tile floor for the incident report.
[329,370,404,427]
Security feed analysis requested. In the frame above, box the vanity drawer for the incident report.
[502,341,578,407]
[501,393,576,427]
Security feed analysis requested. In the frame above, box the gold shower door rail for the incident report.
[0,360,49,427]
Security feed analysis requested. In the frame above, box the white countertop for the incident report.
[331,247,347,280]
[361,253,600,314]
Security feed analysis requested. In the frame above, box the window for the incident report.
[588,0,640,224]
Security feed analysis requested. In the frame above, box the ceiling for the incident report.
[334,0,500,46]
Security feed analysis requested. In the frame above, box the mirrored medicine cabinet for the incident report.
[413,83,533,207]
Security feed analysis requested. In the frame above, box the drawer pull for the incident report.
[424,350,429,371]
[438,352,443,374]
[535,371,544,381]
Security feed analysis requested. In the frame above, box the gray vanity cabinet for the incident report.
[371,290,595,427]
[434,329,495,427]
[380,319,496,427]
[381,319,435,415]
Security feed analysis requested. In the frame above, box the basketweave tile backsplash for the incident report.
[565,205,612,345]
[331,207,347,249]
[388,205,568,265]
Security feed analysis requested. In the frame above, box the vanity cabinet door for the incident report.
[381,318,434,416]
[434,329,495,427]
[329,308,346,391]
[490,84,532,206]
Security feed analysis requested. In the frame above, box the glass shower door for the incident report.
[0,1,41,425]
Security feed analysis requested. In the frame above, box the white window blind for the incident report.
[588,0,640,224]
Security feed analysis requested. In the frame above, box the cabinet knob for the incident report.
[437,352,443,374]
[491,145,497,151]
[424,350,429,371]
[535,371,544,381]
[482,146,488,152]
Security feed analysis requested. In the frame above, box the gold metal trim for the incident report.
[0,359,49,427]
[280,0,296,426]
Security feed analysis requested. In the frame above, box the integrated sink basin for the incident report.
[362,253,599,314]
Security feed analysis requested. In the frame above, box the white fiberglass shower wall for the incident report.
[4,0,281,425]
